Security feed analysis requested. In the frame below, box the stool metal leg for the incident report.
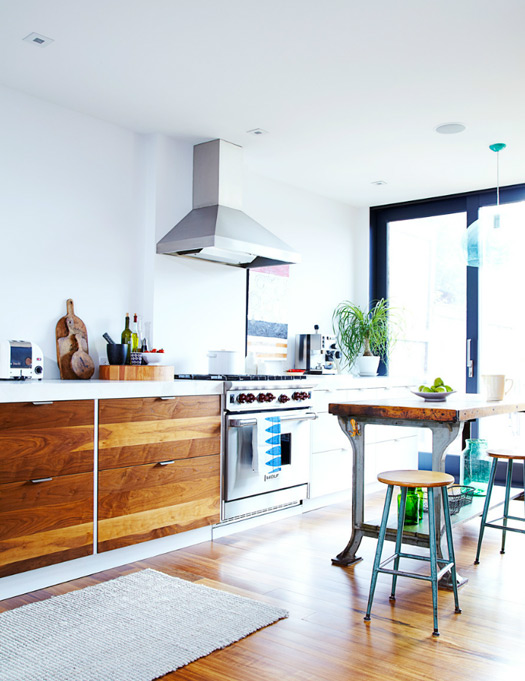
[364,484,394,622]
[390,486,407,602]
[427,487,440,636]
[441,487,461,614]
[474,457,498,565]
[501,458,514,554]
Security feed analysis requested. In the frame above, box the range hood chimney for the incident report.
[156,139,301,268]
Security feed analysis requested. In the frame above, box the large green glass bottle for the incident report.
[416,487,424,520]
[121,313,132,365]
[397,488,420,526]
[463,438,490,486]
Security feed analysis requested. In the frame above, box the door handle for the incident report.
[467,339,474,378]
[229,412,318,427]
[31,477,53,483]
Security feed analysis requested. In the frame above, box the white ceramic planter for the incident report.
[356,355,380,376]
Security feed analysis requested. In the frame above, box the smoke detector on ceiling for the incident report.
[246,128,268,136]
[435,122,466,135]
[23,32,54,48]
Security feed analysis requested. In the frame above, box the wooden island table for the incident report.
[328,394,525,586]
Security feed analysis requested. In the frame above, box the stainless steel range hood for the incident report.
[156,139,301,268]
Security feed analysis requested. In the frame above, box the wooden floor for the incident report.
[2,492,525,680]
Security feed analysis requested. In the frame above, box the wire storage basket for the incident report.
[423,485,475,515]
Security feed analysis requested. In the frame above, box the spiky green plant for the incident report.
[332,298,400,371]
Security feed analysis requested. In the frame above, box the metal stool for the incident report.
[364,470,461,637]
[474,449,525,564]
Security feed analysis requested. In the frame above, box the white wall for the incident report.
[1,84,362,377]
[0,85,143,378]
[244,173,359,364]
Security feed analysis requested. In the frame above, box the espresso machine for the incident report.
[295,325,341,374]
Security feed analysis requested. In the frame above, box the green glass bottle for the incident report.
[463,438,490,487]
[397,488,420,526]
[131,313,140,353]
[121,313,132,365]
[416,487,424,520]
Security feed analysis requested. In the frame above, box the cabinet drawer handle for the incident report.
[31,477,53,483]
[160,396,176,400]
[158,460,175,466]
[32,401,53,405]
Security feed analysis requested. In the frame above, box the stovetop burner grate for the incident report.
[174,373,308,381]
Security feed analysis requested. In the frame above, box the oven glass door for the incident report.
[225,409,311,502]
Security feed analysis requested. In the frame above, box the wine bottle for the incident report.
[131,313,140,353]
[121,313,132,365]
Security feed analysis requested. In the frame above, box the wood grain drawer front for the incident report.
[97,454,220,553]
[0,400,94,484]
[98,396,221,469]
[0,472,94,577]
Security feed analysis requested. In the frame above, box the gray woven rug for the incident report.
[0,569,288,681]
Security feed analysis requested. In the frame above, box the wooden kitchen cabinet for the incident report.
[97,396,221,552]
[0,400,94,577]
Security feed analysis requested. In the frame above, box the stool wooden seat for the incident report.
[378,470,454,488]
[474,449,525,564]
[364,468,461,637]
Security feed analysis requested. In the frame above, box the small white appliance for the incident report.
[0,341,44,380]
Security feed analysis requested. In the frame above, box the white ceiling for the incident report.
[1,0,524,207]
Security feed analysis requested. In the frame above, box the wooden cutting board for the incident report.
[99,365,174,381]
[55,299,94,379]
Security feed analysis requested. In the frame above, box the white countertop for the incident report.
[0,379,223,403]
[0,374,416,403]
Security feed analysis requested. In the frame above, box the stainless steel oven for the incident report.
[222,380,317,522]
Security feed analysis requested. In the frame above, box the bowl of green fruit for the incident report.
[411,377,455,402]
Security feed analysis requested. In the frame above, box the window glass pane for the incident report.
[387,213,466,386]
[478,201,525,447]
[387,213,466,454]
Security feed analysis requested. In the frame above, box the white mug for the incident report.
[482,374,513,401]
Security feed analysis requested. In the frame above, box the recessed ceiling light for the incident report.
[23,32,54,48]
[371,180,387,186]
[435,122,466,135]
[246,128,268,136]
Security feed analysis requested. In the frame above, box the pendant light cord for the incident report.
[496,150,500,207]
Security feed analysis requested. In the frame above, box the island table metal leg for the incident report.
[331,416,365,566]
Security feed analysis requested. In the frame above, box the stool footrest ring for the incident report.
[484,522,525,535]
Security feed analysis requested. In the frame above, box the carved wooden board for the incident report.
[55,299,94,379]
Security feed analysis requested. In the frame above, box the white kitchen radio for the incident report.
[0,341,44,380]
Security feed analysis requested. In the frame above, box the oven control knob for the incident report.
[292,391,304,401]
[266,393,275,402]
[246,393,256,403]
[257,393,266,403]
[302,391,310,400]
[237,393,247,403]
[278,394,290,403]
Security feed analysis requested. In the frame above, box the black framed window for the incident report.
[370,183,525,388]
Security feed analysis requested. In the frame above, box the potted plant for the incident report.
[332,298,400,376]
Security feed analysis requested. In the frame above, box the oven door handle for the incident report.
[228,411,318,428]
